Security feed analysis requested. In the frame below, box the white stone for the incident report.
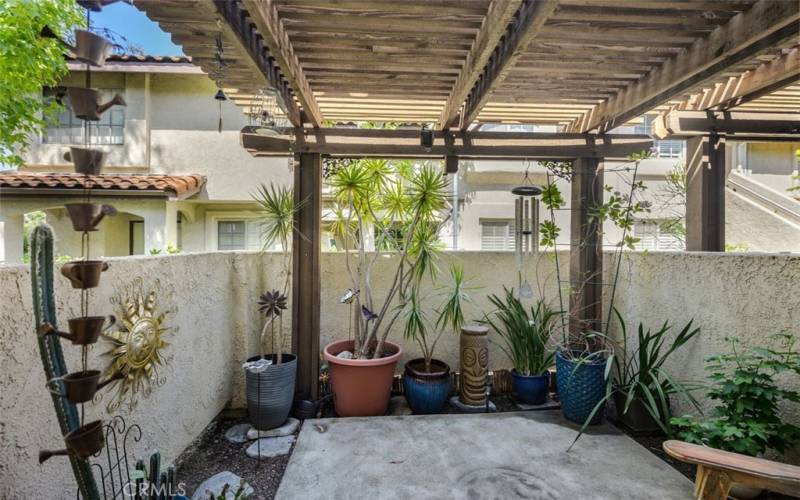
[246,435,295,459]
[224,423,252,444]
[246,417,299,440]
[191,471,253,500]
[336,350,353,359]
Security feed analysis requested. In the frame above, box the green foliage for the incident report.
[483,287,559,376]
[656,162,688,243]
[724,242,749,252]
[208,481,250,500]
[165,244,180,254]
[253,182,298,251]
[589,183,650,250]
[671,334,800,457]
[402,263,472,369]
[149,248,162,255]
[608,311,701,436]
[0,0,83,166]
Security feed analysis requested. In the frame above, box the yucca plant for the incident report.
[252,182,302,363]
[328,159,450,359]
[482,287,559,376]
[402,263,472,371]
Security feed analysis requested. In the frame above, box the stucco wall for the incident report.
[1,250,799,497]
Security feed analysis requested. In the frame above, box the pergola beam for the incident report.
[243,0,324,126]
[437,0,522,129]
[567,0,800,132]
[680,48,800,111]
[652,110,800,139]
[213,0,302,126]
[458,0,559,129]
[240,126,652,159]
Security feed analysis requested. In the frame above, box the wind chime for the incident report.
[511,162,542,299]
[36,2,125,481]
[212,31,228,133]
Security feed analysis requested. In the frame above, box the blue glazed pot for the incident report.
[403,358,451,414]
[511,370,549,405]
[556,350,607,425]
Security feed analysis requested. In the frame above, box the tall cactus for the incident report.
[31,224,101,499]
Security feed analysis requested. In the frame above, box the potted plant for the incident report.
[244,183,298,430]
[608,312,701,435]
[483,287,559,405]
[401,263,471,414]
[323,159,450,416]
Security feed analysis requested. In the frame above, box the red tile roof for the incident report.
[68,54,193,64]
[0,172,205,199]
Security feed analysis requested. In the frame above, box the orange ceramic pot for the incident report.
[324,339,402,417]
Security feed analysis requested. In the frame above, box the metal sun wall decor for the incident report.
[102,277,176,413]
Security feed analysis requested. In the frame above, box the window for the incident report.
[43,87,125,145]
[633,219,684,251]
[480,219,515,251]
[634,116,684,159]
[216,220,263,251]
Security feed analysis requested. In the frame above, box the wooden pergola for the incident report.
[138,0,799,401]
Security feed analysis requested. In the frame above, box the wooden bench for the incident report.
[662,440,800,499]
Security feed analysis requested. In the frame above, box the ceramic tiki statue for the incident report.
[459,325,489,406]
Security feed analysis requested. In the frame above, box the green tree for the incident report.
[0,0,83,167]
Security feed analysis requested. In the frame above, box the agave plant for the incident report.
[252,182,302,363]
[328,159,450,359]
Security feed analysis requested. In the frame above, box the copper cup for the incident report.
[39,420,104,463]
[38,315,116,345]
[67,87,126,121]
[46,370,120,404]
[65,203,117,232]
[73,30,113,66]
[64,147,107,175]
[60,260,109,289]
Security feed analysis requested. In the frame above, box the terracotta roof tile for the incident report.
[0,172,206,199]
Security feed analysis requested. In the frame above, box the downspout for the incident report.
[145,72,151,170]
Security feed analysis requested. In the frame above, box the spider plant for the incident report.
[252,182,303,363]
[482,287,559,376]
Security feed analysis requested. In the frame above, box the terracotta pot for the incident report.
[323,339,402,417]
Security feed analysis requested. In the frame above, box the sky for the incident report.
[90,2,184,56]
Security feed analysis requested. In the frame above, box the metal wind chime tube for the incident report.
[511,165,542,299]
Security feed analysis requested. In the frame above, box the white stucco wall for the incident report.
[1,250,798,497]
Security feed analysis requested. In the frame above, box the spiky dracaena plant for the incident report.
[328,160,450,359]
[253,182,302,363]
[403,263,472,371]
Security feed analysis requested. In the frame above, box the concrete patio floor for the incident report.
[276,410,694,499]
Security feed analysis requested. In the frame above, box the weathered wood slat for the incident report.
[243,0,323,126]
[567,0,800,132]
[459,0,559,128]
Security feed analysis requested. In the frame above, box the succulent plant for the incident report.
[258,290,288,318]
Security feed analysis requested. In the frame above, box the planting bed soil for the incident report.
[174,415,295,500]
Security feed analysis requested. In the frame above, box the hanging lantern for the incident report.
[511,167,542,299]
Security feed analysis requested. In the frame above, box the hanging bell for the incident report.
[214,89,227,101]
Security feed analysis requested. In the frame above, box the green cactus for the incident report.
[31,224,101,499]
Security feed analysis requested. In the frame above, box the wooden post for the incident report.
[686,133,726,251]
[569,157,603,342]
[292,153,321,401]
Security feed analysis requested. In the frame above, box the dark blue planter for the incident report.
[511,370,549,405]
[556,350,607,425]
[403,358,451,414]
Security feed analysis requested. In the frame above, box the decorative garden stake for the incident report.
[450,325,495,413]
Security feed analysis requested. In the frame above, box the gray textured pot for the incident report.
[245,354,297,430]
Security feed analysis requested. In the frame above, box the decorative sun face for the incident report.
[102,278,175,412]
